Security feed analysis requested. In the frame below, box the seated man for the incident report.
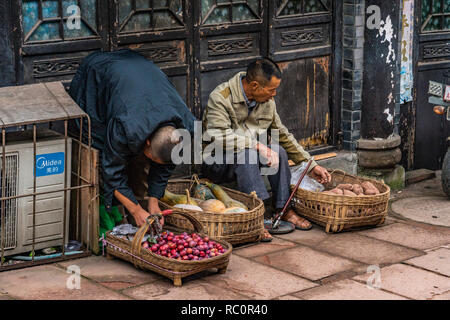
[69,49,196,227]
[202,58,330,239]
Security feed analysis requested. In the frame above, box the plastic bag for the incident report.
[110,224,153,243]
[290,162,325,192]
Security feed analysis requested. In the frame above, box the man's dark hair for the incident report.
[246,57,282,85]
[148,125,181,164]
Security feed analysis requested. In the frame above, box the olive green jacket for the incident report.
[202,71,317,169]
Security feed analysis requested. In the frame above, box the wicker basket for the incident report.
[291,169,390,233]
[103,211,232,286]
[160,178,265,245]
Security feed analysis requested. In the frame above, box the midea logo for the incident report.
[36,157,62,170]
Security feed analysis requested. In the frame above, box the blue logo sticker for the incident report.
[36,152,65,177]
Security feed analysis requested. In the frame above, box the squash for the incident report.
[194,184,216,201]
[199,199,226,213]
[174,204,203,212]
[205,182,248,210]
[185,189,199,206]
[161,190,187,206]
[222,207,247,214]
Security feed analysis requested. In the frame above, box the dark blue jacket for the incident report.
[69,49,195,211]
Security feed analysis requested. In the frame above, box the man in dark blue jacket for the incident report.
[69,49,195,227]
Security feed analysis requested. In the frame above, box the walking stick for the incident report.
[272,158,314,230]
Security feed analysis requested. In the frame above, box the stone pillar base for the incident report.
[357,134,405,190]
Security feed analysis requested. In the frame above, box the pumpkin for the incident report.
[199,199,226,213]
[221,207,247,214]
[205,182,248,210]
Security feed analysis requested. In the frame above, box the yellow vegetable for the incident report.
[185,189,199,206]
[161,190,187,206]
[199,199,226,213]
[205,182,248,210]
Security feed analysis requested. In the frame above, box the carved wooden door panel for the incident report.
[268,0,334,150]
[17,0,109,84]
[109,0,193,108]
[193,0,268,118]
[414,0,450,170]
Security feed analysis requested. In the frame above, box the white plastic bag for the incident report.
[290,162,325,192]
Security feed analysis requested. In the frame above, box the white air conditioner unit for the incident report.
[0,129,71,257]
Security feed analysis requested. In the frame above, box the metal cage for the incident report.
[0,81,98,271]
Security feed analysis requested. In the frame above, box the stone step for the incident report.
[405,169,436,185]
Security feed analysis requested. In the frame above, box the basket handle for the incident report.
[168,210,204,234]
[130,216,155,268]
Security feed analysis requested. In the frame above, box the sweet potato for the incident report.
[337,184,353,191]
[322,191,336,196]
[361,181,380,195]
[329,188,344,195]
[352,184,364,195]
[343,189,357,197]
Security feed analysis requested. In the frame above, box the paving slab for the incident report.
[353,264,450,300]
[275,295,303,300]
[253,245,363,281]
[356,222,450,250]
[273,227,332,246]
[0,265,129,300]
[293,279,407,300]
[233,238,297,258]
[403,248,450,277]
[122,278,248,300]
[313,233,424,265]
[430,290,450,300]
[203,255,317,299]
[58,255,161,289]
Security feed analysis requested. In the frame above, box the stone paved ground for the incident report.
[0,173,449,300]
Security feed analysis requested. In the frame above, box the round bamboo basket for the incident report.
[104,211,232,286]
[291,169,390,233]
[160,178,265,245]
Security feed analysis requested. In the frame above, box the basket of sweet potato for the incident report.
[290,169,390,233]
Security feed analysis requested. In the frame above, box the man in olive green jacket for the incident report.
[202,58,330,238]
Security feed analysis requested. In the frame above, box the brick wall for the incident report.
[342,0,365,151]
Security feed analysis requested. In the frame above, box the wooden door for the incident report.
[414,0,450,170]
[15,0,109,84]
[109,0,193,108]
[268,0,335,150]
[192,0,268,118]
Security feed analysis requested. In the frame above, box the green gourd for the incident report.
[204,182,248,210]
[194,184,216,201]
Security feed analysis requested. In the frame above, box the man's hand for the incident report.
[309,165,332,184]
[130,206,151,227]
[148,197,164,226]
[256,143,279,168]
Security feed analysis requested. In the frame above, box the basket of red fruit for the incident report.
[104,211,232,286]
